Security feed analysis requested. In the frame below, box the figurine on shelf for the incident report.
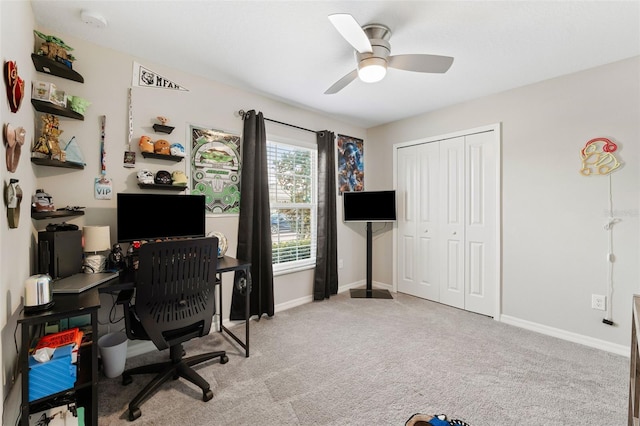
[32,114,64,160]
[68,96,91,114]
[32,189,55,212]
[34,30,76,68]
[139,135,154,153]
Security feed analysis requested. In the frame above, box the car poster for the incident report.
[190,125,241,215]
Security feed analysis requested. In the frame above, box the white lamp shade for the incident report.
[83,226,111,252]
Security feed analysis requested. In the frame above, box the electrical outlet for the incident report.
[338,259,344,269]
[592,294,606,311]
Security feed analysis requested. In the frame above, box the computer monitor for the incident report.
[116,193,206,242]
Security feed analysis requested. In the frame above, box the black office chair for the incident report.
[117,237,228,421]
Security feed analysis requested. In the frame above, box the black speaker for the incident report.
[38,230,83,279]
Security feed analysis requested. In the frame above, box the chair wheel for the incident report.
[122,374,132,386]
[128,407,141,421]
[203,389,214,402]
[221,355,229,364]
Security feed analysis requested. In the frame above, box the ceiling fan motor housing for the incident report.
[355,24,391,81]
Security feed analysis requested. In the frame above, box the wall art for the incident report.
[337,134,364,194]
[190,125,241,215]
[580,137,621,176]
[132,61,188,91]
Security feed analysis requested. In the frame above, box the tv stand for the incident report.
[350,221,393,299]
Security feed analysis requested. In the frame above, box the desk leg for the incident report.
[245,271,250,357]
[218,269,250,357]
[217,273,223,333]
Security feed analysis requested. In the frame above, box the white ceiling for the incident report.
[30,1,640,129]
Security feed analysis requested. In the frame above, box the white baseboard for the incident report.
[500,314,629,357]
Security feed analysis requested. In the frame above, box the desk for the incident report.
[216,256,252,357]
[98,255,252,357]
[18,291,100,426]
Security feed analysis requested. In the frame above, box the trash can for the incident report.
[98,332,128,378]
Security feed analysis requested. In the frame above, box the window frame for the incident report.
[266,136,318,275]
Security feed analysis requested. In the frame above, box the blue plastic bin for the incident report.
[28,344,76,401]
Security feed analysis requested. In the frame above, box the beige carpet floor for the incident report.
[97,291,627,425]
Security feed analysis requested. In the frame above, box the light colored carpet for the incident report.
[97,291,627,425]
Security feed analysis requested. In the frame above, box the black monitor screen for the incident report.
[117,193,206,242]
[343,190,397,222]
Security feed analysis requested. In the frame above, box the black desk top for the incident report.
[18,290,101,324]
[217,256,251,273]
[96,256,250,295]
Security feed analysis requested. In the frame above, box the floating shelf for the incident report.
[153,124,174,134]
[31,54,84,83]
[31,99,84,120]
[31,210,85,220]
[137,183,186,191]
[31,157,84,169]
[141,152,184,162]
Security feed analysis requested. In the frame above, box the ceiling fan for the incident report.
[325,13,454,94]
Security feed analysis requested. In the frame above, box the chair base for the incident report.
[122,343,228,421]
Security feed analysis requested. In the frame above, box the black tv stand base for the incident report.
[350,288,393,299]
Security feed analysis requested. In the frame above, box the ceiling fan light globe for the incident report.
[358,58,387,83]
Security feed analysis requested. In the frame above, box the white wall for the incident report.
[368,56,640,351]
[0,5,368,422]
[1,1,38,423]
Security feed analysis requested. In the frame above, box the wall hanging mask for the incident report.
[3,123,26,172]
[4,61,25,113]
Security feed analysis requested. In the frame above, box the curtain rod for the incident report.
[238,109,319,135]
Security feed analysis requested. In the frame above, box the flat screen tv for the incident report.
[117,193,206,242]
[343,190,397,222]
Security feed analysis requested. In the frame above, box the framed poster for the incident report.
[337,134,364,194]
[190,125,241,215]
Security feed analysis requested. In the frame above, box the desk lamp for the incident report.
[83,225,111,273]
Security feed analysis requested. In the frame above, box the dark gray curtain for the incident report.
[230,110,274,320]
[313,130,338,300]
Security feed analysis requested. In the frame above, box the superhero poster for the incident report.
[190,125,241,215]
[337,134,364,194]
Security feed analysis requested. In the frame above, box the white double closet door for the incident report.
[396,128,499,317]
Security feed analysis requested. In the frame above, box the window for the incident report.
[267,140,317,273]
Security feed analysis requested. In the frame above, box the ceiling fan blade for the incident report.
[328,13,372,54]
[388,54,454,73]
[324,69,358,95]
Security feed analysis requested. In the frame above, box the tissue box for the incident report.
[28,344,76,401]
[31,81,67,107]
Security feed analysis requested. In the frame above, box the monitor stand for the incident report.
[350,221,393,299]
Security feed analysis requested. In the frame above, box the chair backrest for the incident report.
[135,237,218,351]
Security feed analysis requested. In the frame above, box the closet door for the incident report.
[463,131,498,316]
[397,144,440,300]
[438,137,465,309]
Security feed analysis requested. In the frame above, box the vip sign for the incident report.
[94,177,113,200]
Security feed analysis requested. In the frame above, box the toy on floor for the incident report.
[405,413,471,426]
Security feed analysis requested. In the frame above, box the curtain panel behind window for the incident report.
[231,110,275,320]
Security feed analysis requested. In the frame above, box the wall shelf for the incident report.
[137,183,185,191]
[153,124,174,134]
[141,152,184,162]
[31,54,84,83]
[31,157,84,169]
[31,210,85,220]
[31,99,84,120]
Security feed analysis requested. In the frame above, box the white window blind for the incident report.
[266,140,317,273]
